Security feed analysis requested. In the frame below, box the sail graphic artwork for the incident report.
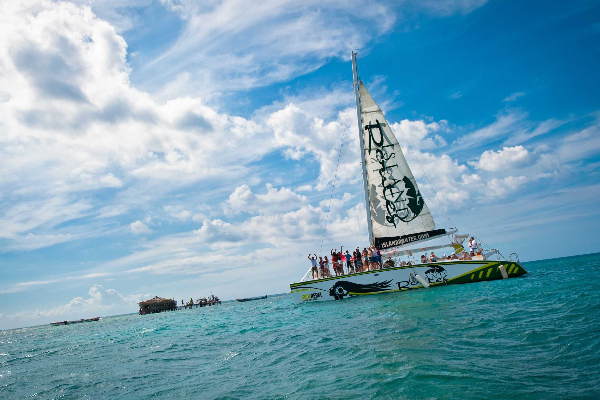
[358,82,446,250]
[289,52,527,304]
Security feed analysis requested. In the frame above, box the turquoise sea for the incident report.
[2,253,600,399]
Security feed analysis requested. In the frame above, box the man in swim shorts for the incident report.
[308,253,318,279]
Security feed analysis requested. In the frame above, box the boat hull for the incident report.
[236,295,267,302]
[290,260,526,304]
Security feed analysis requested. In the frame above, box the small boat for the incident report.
[50,317,100,326]
[236,295,267,302]
[290,52,527,304]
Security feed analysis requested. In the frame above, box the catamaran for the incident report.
[290,52,527,304]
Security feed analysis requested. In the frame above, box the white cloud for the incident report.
[505,118,567,145]
[452,110,529,151]
[0,197,92,239]
[503,91,526,102]
[2,285,149,323]
[557,122,600,162]
[97,204,129,218]
[268,104,361,190]
[5,233,76,251]
[469,145,530,171]
[130,220,152,234]
[163,205,192,221]
[99,173,124,188]
[449,90,463,99]
[224,183,308,215]
[143,0,396,98]
[296,185,313,192]
[391,119,449,150]
[415,0,489,16]
[487,176,529,197]
[0,1,277,249]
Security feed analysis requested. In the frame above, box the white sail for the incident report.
[358,81,444,249]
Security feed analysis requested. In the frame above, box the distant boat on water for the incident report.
[236,295,267,302]
[50,317,100,326]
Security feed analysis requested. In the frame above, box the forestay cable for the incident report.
[319,92,354,255]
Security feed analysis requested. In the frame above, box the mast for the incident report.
[351,51,374,245]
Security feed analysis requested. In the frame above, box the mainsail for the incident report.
[357,80,446,249]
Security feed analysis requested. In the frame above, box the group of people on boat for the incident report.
[307,237,484,280]
[308,246,384,279]
[420,252,469,263]
[418,237,482,263]
[179,295,220,307]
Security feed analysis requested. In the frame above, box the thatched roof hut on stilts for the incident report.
[139,296,177,315]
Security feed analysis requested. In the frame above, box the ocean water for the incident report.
[2,254,600,399]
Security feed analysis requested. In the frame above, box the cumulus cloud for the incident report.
[224,184,307,215]
[391,119,449,150]
[268,104,365,190]
[193,219,246,245]
[469,146,530,171]
[296,185,313,192]
[2,285,149,324]
[130,220,152,234]
[487,176,529,197]
[0,1,274,249]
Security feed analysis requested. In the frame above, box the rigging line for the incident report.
[393,123,456,228]
[319,92,354,255]
[356,207,361,251]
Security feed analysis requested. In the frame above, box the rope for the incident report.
[393,123,456,228]
[319,92,354,255]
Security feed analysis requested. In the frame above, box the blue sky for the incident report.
[1,0,599,329]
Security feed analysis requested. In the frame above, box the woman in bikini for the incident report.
[362,248,369,271]
[318,256,325,278]
[331,249,339,276]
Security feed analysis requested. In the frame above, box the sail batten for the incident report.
[358,81,438,249]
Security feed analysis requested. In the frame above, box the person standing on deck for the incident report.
[362,248,369,271]
[339,246,345,275]
[354,248,362,272]
[308,254,318,279]
[353,249,359,272]
[331,249,339,276]
[318,256,324,279]
[345,250,354,273]
[366,247,372,270]
[324,256,330,277]
[374,247,382,269]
